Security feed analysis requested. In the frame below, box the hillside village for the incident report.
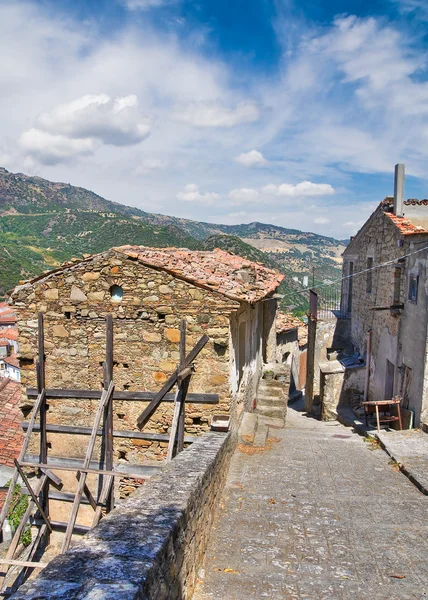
[0,163,428,598]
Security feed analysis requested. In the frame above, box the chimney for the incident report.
[394,163,405,216]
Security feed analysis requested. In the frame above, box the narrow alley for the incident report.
[194,406,428,600]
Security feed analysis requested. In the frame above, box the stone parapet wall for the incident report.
[11,431,235,600]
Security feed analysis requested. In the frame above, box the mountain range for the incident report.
[0,167,346,312]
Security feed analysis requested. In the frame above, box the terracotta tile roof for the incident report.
[0,341,9,347]
[385,212,428,235]
[0,379,23,468]
[1,329,18,341]
[114,246,284,303]
[3,355,20,369]
[276,311,304,333]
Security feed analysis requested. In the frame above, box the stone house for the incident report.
[0,355,20,382]
[341,164,428,426]
[10,245,283,465]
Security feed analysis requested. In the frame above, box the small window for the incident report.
[110,285,123,302]
[366,257,373,294]
[408,274,419,303]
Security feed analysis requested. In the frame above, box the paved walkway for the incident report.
[193,407,428,600]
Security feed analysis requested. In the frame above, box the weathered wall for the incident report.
[11,249,241,452]
[343,206,428,425]
[10,431,235,600]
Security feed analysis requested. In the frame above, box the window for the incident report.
[110,285,123,302]
[347,261,353,313]
[408,274,419,303]
[366,257,373,294]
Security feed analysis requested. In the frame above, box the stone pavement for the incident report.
[193,406,428,600]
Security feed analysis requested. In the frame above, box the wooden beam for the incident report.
[30,519,90,534]
[91,476,114,528]
[40,468,62,489]
[0,389,46,529]
[76,471,97,511]
[26,388,219,404]
[14,461,52,533]
[22,456,161,478]
[37,312,49,547]
[137,334,209,428]
[0,475,48,587]
[0,560,48,570]
[21,422,196,444]
[61,381,115,553]
[103,314,114,513]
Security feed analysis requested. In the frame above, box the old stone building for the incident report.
[341,164,428,426]
[10,245,283,467]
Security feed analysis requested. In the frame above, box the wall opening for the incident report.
[110,285,123,302]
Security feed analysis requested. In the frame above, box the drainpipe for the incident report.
[364,329,372,402]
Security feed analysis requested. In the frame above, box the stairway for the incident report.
[254,365,289,427]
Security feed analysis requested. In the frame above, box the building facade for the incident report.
[341,165,428,426]
[10,245,283,464]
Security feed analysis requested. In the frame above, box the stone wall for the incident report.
[10,250,242,452]
[10,431,235,600]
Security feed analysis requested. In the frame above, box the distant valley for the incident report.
[0,168,346,312]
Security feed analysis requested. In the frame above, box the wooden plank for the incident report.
[103,314,114,513]
[31,519,90,534]
[91,476,114,528]
[177,377,190,454]
[11,523,48,592]
[21,457,160,478]
[0,475,47,586]
[26,388,219,404]
[76,471,97,511]
[15,488,99,506]
[21,422,196,444]
[61,381,115,553]
[37,313,50,547]
[40,468,62,489]
[0,389,46,529]
[167,320,189,461]
[0,560,48,569]
[14,460,52,533]
[177,366,193,383]
[137,334,209,428]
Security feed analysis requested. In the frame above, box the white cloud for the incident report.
[262,181,336,197]
[36,94,149,145]
[234,150,267,168]
[19,94,150,164]
[18,129,97,165]
[173,101,260,127]
[177,184,220,204]
[313,216,330,224]
[229,188,260,204]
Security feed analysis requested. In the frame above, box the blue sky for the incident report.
[1,0,428,238]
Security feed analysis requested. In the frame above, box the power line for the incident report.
[285,242,428,296]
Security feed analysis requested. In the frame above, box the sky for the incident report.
[1,0,428,238]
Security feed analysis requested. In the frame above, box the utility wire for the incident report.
[284,242,428,296]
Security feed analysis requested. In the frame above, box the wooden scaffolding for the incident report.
[0,313,218,595]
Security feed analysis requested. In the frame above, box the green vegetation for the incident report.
[0,167,345,308]
[5,480,31,546]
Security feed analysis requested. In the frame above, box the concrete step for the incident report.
[258,386,285,398]
[257,415,285,429]
[239,412,257,443]
[257,396,286,408]
[255,405,286,419]
[253,421,268,447]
